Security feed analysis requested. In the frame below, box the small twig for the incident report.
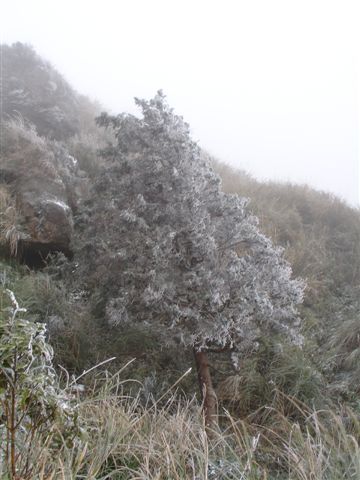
[68,356,117,387]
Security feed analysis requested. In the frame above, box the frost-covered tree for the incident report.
[85,92,304,427]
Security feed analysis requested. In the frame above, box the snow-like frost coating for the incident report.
[92,92,305,361]
[43,198,70,212]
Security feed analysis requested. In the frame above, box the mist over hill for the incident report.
[1,42,100,140]
[1,43,360,479]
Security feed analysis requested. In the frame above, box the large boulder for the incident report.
[18,194,73,266]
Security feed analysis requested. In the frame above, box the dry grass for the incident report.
[2,369,359,480]
[0,118,60,186]
[0,186,28,256]
[261,401,360,479]
[212,158,360,297]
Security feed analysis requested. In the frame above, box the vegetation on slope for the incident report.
[1,42,100,141]
[1,293,360,479]
[1,42,360,478]
[212,159,360,402]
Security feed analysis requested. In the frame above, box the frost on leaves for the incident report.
[89,91,304,364]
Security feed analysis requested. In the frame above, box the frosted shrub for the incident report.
[0,289,78,479]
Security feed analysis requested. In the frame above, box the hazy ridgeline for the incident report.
[1,43,360,479]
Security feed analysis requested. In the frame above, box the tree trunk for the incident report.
[193,348,218,431]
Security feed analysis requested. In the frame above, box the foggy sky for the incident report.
[2,0,359,206]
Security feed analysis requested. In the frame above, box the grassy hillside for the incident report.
[212,159,360,400]
[1,289,359,479]
[1,42,359,479]
[1,42,100,140]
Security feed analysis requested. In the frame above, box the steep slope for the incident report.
[212,158,360,400]
[1,43,359,403]
[1,42,99,140]
[0,43,98,265]
[0,119,77,266]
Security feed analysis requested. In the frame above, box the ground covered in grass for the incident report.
[2,370,360,479]
[0,287,359,479]
[1,43,360,479]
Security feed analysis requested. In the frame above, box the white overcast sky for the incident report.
[2,0,360,205]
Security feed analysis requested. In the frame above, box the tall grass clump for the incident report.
[17,379,358,479]
[1,300,359,479]
[0,186,29,258]
[0,278,359,479]
[258,395,360,479]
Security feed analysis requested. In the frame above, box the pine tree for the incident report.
[85,92,304,427]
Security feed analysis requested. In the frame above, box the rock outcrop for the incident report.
[0,120,76,267]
